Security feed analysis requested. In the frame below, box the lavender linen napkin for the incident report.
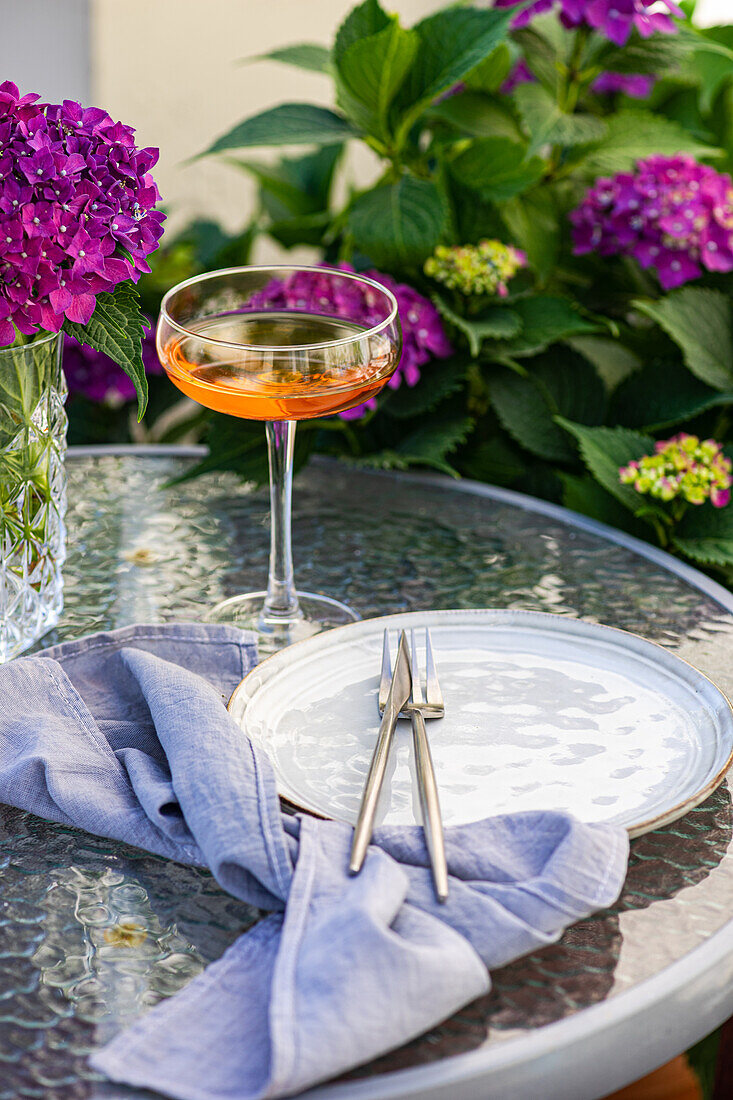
[0,623,629,1100]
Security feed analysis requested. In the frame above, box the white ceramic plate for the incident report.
[228,609,733,837]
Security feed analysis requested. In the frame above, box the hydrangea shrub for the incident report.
[132,0,733,576]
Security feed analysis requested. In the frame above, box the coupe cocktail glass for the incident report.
[157,266,402,648]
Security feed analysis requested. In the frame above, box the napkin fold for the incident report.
[0,624,629,1100]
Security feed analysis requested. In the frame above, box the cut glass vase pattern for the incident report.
[0,331,67,662]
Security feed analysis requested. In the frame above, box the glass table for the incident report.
[3,445,733,1100]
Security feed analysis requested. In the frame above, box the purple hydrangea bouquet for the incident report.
[0,81,163,659]
[0,80,163,398]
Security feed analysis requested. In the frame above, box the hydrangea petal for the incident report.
[494,0,679,41]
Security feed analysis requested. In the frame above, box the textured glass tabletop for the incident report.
[3,447,733,1100]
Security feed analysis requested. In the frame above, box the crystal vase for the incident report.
[0,331,67,662]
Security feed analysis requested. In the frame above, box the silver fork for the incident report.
[380,628,448,903]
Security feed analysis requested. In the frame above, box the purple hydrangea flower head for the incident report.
[63,320,161,406]
[0,80,164,345]
[570,155,733,289]
[494,0,682,45]
[246,265,452,421]
[592,71,655,98]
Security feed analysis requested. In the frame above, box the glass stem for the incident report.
[262,419,301,622]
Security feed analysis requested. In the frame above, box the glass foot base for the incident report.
[203,591,359,653]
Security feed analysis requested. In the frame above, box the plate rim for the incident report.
[228,608,733,838]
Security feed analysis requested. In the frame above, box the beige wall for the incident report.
[91,0,443,261]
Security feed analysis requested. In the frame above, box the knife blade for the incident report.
[349,630,412,874]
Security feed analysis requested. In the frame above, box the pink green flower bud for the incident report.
[619,433,732,508]
[424,240,526,297]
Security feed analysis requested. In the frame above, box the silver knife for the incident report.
[349,630,412,874]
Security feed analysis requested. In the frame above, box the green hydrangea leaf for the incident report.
[611,359,733,431]
[347,176,448,268]
[494,370,581,461]
[426,92,522,141]
[171,220,254,269]
[510,27,562,92]
[451,137,545,202]
[591,34,687,77]
[580,109,721,175]
[499,190,560,286]
[336,19,418,137]
[676,27,733,113]
[460,436,526,486]
[267,211,332,249]
[491,296,599,358]
[175,416,315,489]
[334,0,390,63]
[232,145,342,219]
[556,420,655,512]
[463,44,513,94]
[247,43,332,73]
[239,162,315,215]
[433,294,521,358]
[488,351,606,463]
[395,414,473,471]
[515,462,564,503]
[513,84,608,155]
[536,348,607,426]
[348,415,474,476]
[561,474,612,520]
[633,288,733,392]
[674,504,733,566]
[688,45,733,113]
[62,281,148,419]
[202,104,354,155]
[561,474,651,537]
[567,336,641,391]
[201,227,256,270]
[382,354,469,419]
[450,178,509,246]
[397,6,513,125]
